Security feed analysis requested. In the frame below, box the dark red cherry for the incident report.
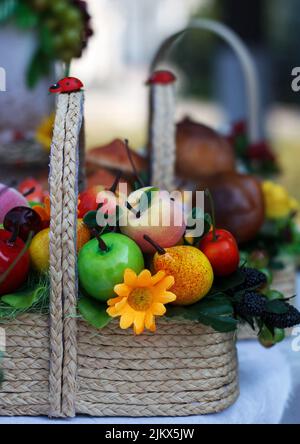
[3,206,42,242]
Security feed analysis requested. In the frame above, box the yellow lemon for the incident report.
[153,245,214,306]
[29,219,90,273]
[29,228,50,273]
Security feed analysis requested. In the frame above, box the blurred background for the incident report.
[0,0,300,199]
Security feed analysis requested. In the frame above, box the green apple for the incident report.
[78,232,144,301]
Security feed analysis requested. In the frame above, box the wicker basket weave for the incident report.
[75,320,238,417]
[0,83,239,418]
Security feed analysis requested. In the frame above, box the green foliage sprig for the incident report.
[0,0,92,87]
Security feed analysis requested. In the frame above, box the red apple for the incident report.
[199,229,240,277]
[120,187,186,253]
[0,229,30,296]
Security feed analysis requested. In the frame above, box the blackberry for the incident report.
[234,291,267,317]
[237,268,267,290]
[263,304,300,329]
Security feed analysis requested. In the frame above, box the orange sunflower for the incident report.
[107,269,176,335]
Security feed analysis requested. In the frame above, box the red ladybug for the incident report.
[49,77,84,94]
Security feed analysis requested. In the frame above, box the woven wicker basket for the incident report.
[0,82,240,417]
[75,320,238,417]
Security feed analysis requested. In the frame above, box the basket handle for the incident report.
[150,18,260,144]
[49,91,84,417]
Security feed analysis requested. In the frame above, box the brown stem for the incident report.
[22,187,35,198]
[143,234,166,255]
[97,235,108,252]
[126,201,140,218]
[205,189,217,242]
[109,171,122,193]
[124,139,145,188]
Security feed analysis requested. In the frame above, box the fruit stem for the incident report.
[205,189,217,242]
[143,234,166,255]
[110,170,122,193]
[22,186,35,197]
[126,201,140,218]
[124,139,145,188]
[97,235,108,252]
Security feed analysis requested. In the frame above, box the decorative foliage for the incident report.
[0,273,50,320]
[229,121,280,176]
[1,0,93,87]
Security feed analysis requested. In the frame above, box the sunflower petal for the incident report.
[106,306,119,317]
[150,270,166,285]
[155,290,177,304]
[107,295,123,306]
[115,298,128,312]
[133,312,145,335]
[124,268,137,286]
[145,311,156,332]
[151,303,166,316]
[137,269,152,287]
[120,311,134,329]
[154,275,175,293]
[114,284,131,298]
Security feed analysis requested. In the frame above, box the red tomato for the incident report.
[199,229,240,277]
[78,186,104,218]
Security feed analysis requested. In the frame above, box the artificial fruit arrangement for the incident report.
[74,148,300,344]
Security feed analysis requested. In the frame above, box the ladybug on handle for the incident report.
[49,77,84,94]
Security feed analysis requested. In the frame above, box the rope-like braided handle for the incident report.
[61,92,84,417]
[149,19,261,190]
[48,93,68,417]
[151,83,176,191]
[48,91,84,417]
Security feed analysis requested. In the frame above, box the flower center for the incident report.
[128,288,153,311]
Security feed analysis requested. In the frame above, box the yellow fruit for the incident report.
[29,219,90,273]
[29,228,50,273]
[77,219,91,250]
[153,245,214,306]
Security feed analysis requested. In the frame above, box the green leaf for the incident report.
[211,269,245,293]
[26,49,51,88]
[1,286,44,310]
[83,210,98,229]
[196,292,234,316]
[78,296,112,329]
[14,3,38,28]
[265,299,289,315]
[197,313,238,333]
[166,293,237,333]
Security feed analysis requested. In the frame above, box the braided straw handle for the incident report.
[49,91,84,417]
[149,19,261,189]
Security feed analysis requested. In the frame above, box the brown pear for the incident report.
[197,172,265,244]
[176,117,235,180]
